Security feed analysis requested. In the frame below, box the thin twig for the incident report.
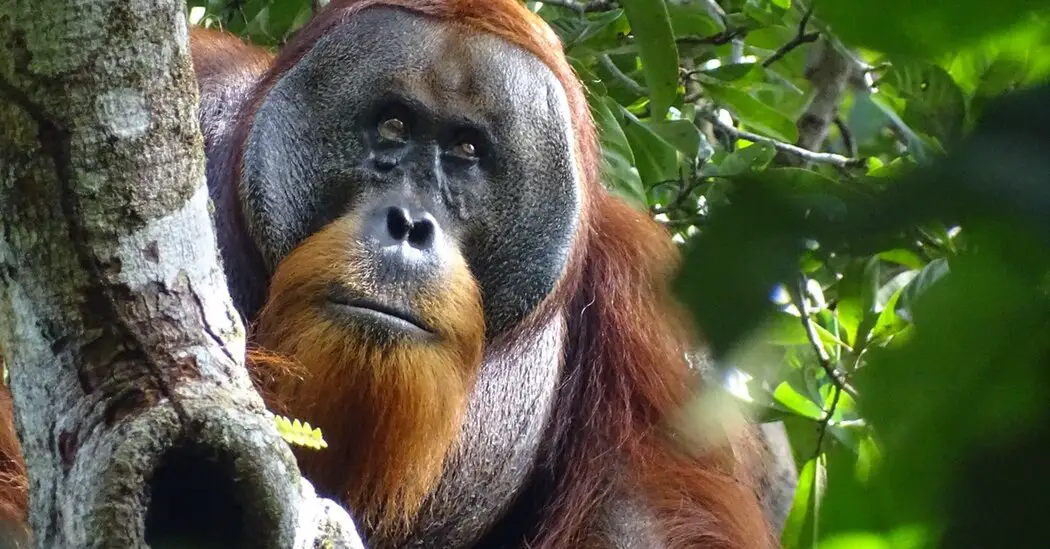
[668,179,705,213]
[598,54,645,97]
[652,170,705,216]
[814,382,843,460]
[762,7,819,68]
[791,275,860,401]
[537,0,618,13]
[677,28,745,47]
[834,116,857,157]
[681,67,707,80]
[702,112,867,168]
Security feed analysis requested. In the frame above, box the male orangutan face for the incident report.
[241,5,584,536]
[242,6,583,339]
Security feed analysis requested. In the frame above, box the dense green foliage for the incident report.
[187,1,1050,547]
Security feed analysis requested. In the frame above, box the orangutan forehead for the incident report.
[305,6,573,126]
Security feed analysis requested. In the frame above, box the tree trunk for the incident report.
[0,1,362,547]
[776,38,855,167]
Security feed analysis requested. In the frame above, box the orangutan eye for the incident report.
[378,117,408,141]
[450,140,478,159]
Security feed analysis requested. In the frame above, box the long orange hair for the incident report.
[237,1,777,547]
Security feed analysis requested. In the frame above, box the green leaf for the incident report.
[266,0,310,41]
[818,529,929,549]
[869,284,908,342]
[854,433,882,482]
[592,97,647,209]
[550,9,628,49]
[815,0,1050,59]
[875,270,918,314]
[765,310,809,346]
[569,56,607,95]
[882,62,968,146]
[617,105,694,187]
[666,0,725,38]
[855,234,1050,528]
[817,533,890,549]
[673,180,807,358]
[867,94,933,162]
[763,167,860,225]
[743,0,788,27]
[877,249,926,270]
[707,142,777,177]
[647,119,708,161]
[702,62,761,82]
[975,58,1030,97]
[274,414,328,450]
[703,81,799,142]
[781,456,823,548]
[834,268,865,347]
[620,0,679,119]
[896,258,950,322]
[773,381,825,420]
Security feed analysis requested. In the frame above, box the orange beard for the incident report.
[247,217,485,537]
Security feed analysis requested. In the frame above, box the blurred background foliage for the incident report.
[187,1,1050,547]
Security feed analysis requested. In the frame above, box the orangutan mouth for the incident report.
[325,288,434,336]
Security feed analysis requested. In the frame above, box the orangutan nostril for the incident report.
[385,207,413,242]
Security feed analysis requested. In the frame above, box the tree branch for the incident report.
[677,28,745,47]
[762,6,819,68]
[779,38,856,167]
[813,381,843,460]
[702,111,867,168]
[834,116,858,157]
[790,276,860,402]
[0,1,362,547]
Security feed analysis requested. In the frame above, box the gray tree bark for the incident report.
[781,37,854,167]
[0,1,363,547]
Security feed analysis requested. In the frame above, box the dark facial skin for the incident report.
[235,7,583,547]
[239,6,582,338]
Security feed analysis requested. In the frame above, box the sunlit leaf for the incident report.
[877,249,926,270]
[702,62,761,82]
[815,0,1050,58]
[592,97,647,209]
[781,456,824,548]
[764,311,809,346]
[647,119,709,161]
[706,142,776,177]
[703,81,800,142]
[617,106,683,187]
[666,0,725,37]
[774,381,825,420]
[620,0,679,119]
[896,258,950,322]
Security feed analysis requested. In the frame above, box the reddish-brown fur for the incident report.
[546,194,774,549]
[0,382,26,530]
[189,25,275,151]
[0,2,778,548]
[248,215,485,536]
[225,1,776,547]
